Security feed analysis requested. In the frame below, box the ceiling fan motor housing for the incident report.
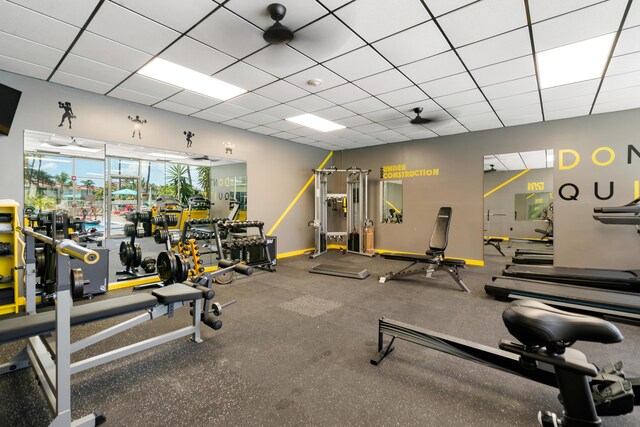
[264,3,293,44]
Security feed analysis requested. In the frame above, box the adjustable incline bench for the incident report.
[379,207,469,292]
[0,228,250,427]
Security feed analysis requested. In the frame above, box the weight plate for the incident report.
[174,253,189,283]
[154,228,167,244]
[157,251,177,284]
[35,249,46,277]
[134,244,142,268]
[119,241,129,265]
[70,268,84,299]
[124,223,136,237]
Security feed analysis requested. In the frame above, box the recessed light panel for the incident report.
[286,114,345,132]
[138,58,247,101]
[537,33,616,89]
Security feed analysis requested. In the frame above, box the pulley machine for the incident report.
[310,167,374,258]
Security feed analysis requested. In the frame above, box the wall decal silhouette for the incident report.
[57,101,75,129]
[128,115,147,139]
[184,131,195,148]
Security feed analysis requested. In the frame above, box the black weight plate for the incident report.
[174,253,187,283]
[70,268,84,299]
[157,251,177,283]
[134,244,142,268]
[35,249,46,277]
[119,241,130,265]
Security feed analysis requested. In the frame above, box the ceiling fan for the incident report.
[44,135,82,147]
[191,154,220,162]
[484,164,497,173]
[263,3,294,45]
[409,107,433,125]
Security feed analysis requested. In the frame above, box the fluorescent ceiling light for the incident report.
[41,143,100,153]
[286,114,345,132]
[149,152,189,160]
[138,58,246,101]
[537,33,615,89]
[25,156,71,163]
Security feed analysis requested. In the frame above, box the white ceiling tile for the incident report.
[259,105,305,120]
[543,95,594,113]
[491,91,540,111]
[519,150,547,169]
[399,50,465,84]
[237,112,279,126]
[601,70,640,92]
[0,1,79,49]
[227,93,278,111]
[541,79,600,103]
[336,0,429,43]
[502,114,543,127]
[254,80,310,103]
[335,115,372,127]
[607,52,640,76]
[167,91,220,110]
[287,95,335,112]
[289,136,316,144]
[379,117,414,129]
[528,0,604,24]
[72,31,152,72]
[368,129,407,143]
[342,97,388,114]
[354,69,413,95]
[108,87,162,105]
[265,120,303,131]
[112,0,217,32]
[419,72,477,98]
[244,45,316,78]
[483,76,538,100]
[57,54,130,85]
[10,0,99,27]
[120,74,180,98]
[190,8,268,59]
[0,54,52,79]
[288,14,365,62]
[317,0,352,12]
[154,100,200,115]
[448,101,494,118]
[284,65,347,93]
[323,46,392,81]
[457,28,531,70]
[87,2,179,54]
[471,55,535,86]
[352,123,387,133]
[372,21,450,66]
[159,37,235,76]
[545,106,591,121]
[314,106,354,120]
[435,88,485,108]
[614,27,640,56]
[593,85,640,113]
[625,0,640,28]
[495,152,527,170]
[395,99,444,117]
[427,0,478,18]
[249,126,279,136]
[464,119,503,132]
[205,103,253,119]
[376,86,428,107]
[496,103,542,118]
[397,126,438,139]
[213,61,277,91]
[50,71,112,94]
[433,125,468,136]
[289,126,322,137]
[438,0,527,47]
[361,109,406,123]
[226,0,327,31]
[316,83,369,104]
[0,31,64,68]
[272,131,299,140]
[191,109,232,123]
[533,0,627,52]
[223,118,256,130]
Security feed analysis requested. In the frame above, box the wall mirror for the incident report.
[23,130,246,286]
[381,180,403,224]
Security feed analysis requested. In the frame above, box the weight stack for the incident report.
[348,230,359,252]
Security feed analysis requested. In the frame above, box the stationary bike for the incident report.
[372,300,639,426]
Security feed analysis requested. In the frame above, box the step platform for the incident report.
[309,264,370,280]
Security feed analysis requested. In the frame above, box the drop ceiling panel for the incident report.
[624,0,640,28]
[335,115,373,127]
[120,75,180,99]
[191,109,232,123]
[154,100,200,115]
[112,0,217,32]
[435,89,486,108]
[259,105,305,121]
[167,91,220,110]
[189,8,268,59]
[235,112,279,126]
[0,31,64,68]
[396,126,437,139]
[335,0,429,43]
[491,92,540,111]
[519,149,547,169]
[108,87,162,105]
[226,0,327,31]
[494,152,526,170]
[546,106,591,121]
[287,95,334,112]
[482,76,538,100]
[289,126,322,137]
[419,72,477,98]
[502,113,543,126]
[284,65,346,93]
[607,52,640,76]
[288,14,365,62]
[434,125,468,136]
[244,45,316,78]
[323,46,392,81]
[614,27,640,56]
[471,55,535,86]
[57,54,130,85]
[265,119,302,132]
[354,69,413,95]
[315,105,355,120]
[203,103,253,119]
[372,21,450,66]
[541,79,600,103]
[86,2,179,55]
[368,129,406,143]
[227,93,278,111]
[532,0,627,52]
[457,28,531,70]
[0,54,52,79]
[448,101,494,118]
[352,122,386,133]
[376,86,427,107]
[10,0,100,27]
[213,61,277,91]
[399,50,465,84]
[71,31,152,72]
[543,94,595,113]
[342,97,388,114]
[496,103,542,118]
[316,83,370,104]
[527,0,604,24]
[464,119,503,132]
[593,85,640,113]
[159,37,235,75]
[437,0,527,47]
[426,0,478,18]
[254,80,310,103]
[248,126,279,136]
[0,2,79,50]
[600,70,640,92]
[379,117,414,129]
[51,71,112,94]
[223,118,255,130]
[362,109,406,123]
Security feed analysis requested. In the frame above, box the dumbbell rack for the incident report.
[213,220,275,272]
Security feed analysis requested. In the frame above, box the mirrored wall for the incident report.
[380,180,403,224]
[23,130,247,284]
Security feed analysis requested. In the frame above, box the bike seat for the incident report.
[502,300,623,348]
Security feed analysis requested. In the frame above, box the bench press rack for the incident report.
[0,227,249,426]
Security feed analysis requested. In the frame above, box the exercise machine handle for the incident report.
[23,227,99,264]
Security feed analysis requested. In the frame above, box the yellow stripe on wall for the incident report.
[484,169,530,198]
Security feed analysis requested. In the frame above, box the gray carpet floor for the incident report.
[1,242,639,426]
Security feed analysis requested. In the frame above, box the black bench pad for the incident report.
[152,284,202,304]
[0,293,158,344]
[382,253,438,263]
[441,259,466,267]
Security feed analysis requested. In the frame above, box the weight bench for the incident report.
[484,237,506,256]
[379,207,469,292]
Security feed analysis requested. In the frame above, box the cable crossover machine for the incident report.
[309,167,374,259]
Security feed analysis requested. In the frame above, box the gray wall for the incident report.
[342,109,640,268]
[0,70,328,253]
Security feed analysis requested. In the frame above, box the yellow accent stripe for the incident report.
[385,200,401,213]
[484,235,510,241]
[267,151,334,236]
[526,193,536,200]
[484,169,530,198]
[277,248,314,259]
[635,180,639,198]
